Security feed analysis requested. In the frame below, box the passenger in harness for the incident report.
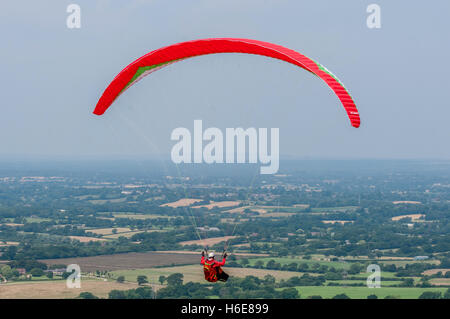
[201,251,229,282]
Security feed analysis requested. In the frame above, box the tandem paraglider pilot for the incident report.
[201,251,229,282]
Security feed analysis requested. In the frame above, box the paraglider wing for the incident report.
[94,38,360,128]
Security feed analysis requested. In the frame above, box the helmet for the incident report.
[208,252,215,259]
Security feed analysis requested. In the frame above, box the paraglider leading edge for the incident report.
[93,38,361,128]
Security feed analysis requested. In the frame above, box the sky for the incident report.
[1,0,449,160]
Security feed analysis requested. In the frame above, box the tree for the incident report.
[109,290,126,299]
[266,260,277,269]
[332,293,351,299]
[159,275,166,285]
[0,265,14,280]
[3,246,17,260]
[348,263,363,275]
[166,273,183,286]
[132,287,154,299]
[156,285,180,299]
[62,272,72,280]
[298,263,309,272]
[418,291,442,299]
[401,278,414,287]
[240,258,249,266]
[287,262,298,272]
[443,288,450,299]
[241,276,260,291]
[116,276,125,283]
[46,271,54,279]
[325,271,342,280]
[137,275,148,286]
[78,292,99,299]
[30,268,45,277]
[263,274,275,286]
[367,294,378,299]
[279,288,299,299]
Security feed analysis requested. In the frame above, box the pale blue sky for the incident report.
[1,0,449,159]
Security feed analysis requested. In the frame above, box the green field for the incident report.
[246,257,353,270]
[326,280,401,287]
[251,206,308,213]
[291,286,448,299]
[25,217,51,223]
[351,271,402,279]
[377,260,440,267]
[103,231,146,239]
[245,256,439,273]
[113,213,175,220]
[90,198,127,204]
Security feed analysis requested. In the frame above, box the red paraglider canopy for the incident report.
[94,38,360,128]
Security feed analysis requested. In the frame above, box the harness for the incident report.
[203,259,218,282]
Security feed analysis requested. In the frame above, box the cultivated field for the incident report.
[113,213,174,220]
[0,241,19,247]
[392,201,422,205]
[422,268,450,276]
[0,279,139,299]
[225,205,311,214]
[152,250,269,257]
[391,214,425,221]
[160,198,203,208]
[39,252,200,271]
[179,236,237,247]
[87,227,131,235]
[68,236,106,243]
[225,206,256,214]
[103,231,146,239]
[193,201,241,209]
[429,278,450,286]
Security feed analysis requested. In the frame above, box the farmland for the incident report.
[291,286,449,299]
[110,265,305,284]
[39,252,200,271]
[192,201,241,209]
[88,227,132,235]
[112,213,174,220]
[391,214,426,221]
[245,257,354,270]
[1,159,450,299]
[68,236,107,243]
[179,236,237,247]
[0,279,138,299]
[160,198,203,208]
